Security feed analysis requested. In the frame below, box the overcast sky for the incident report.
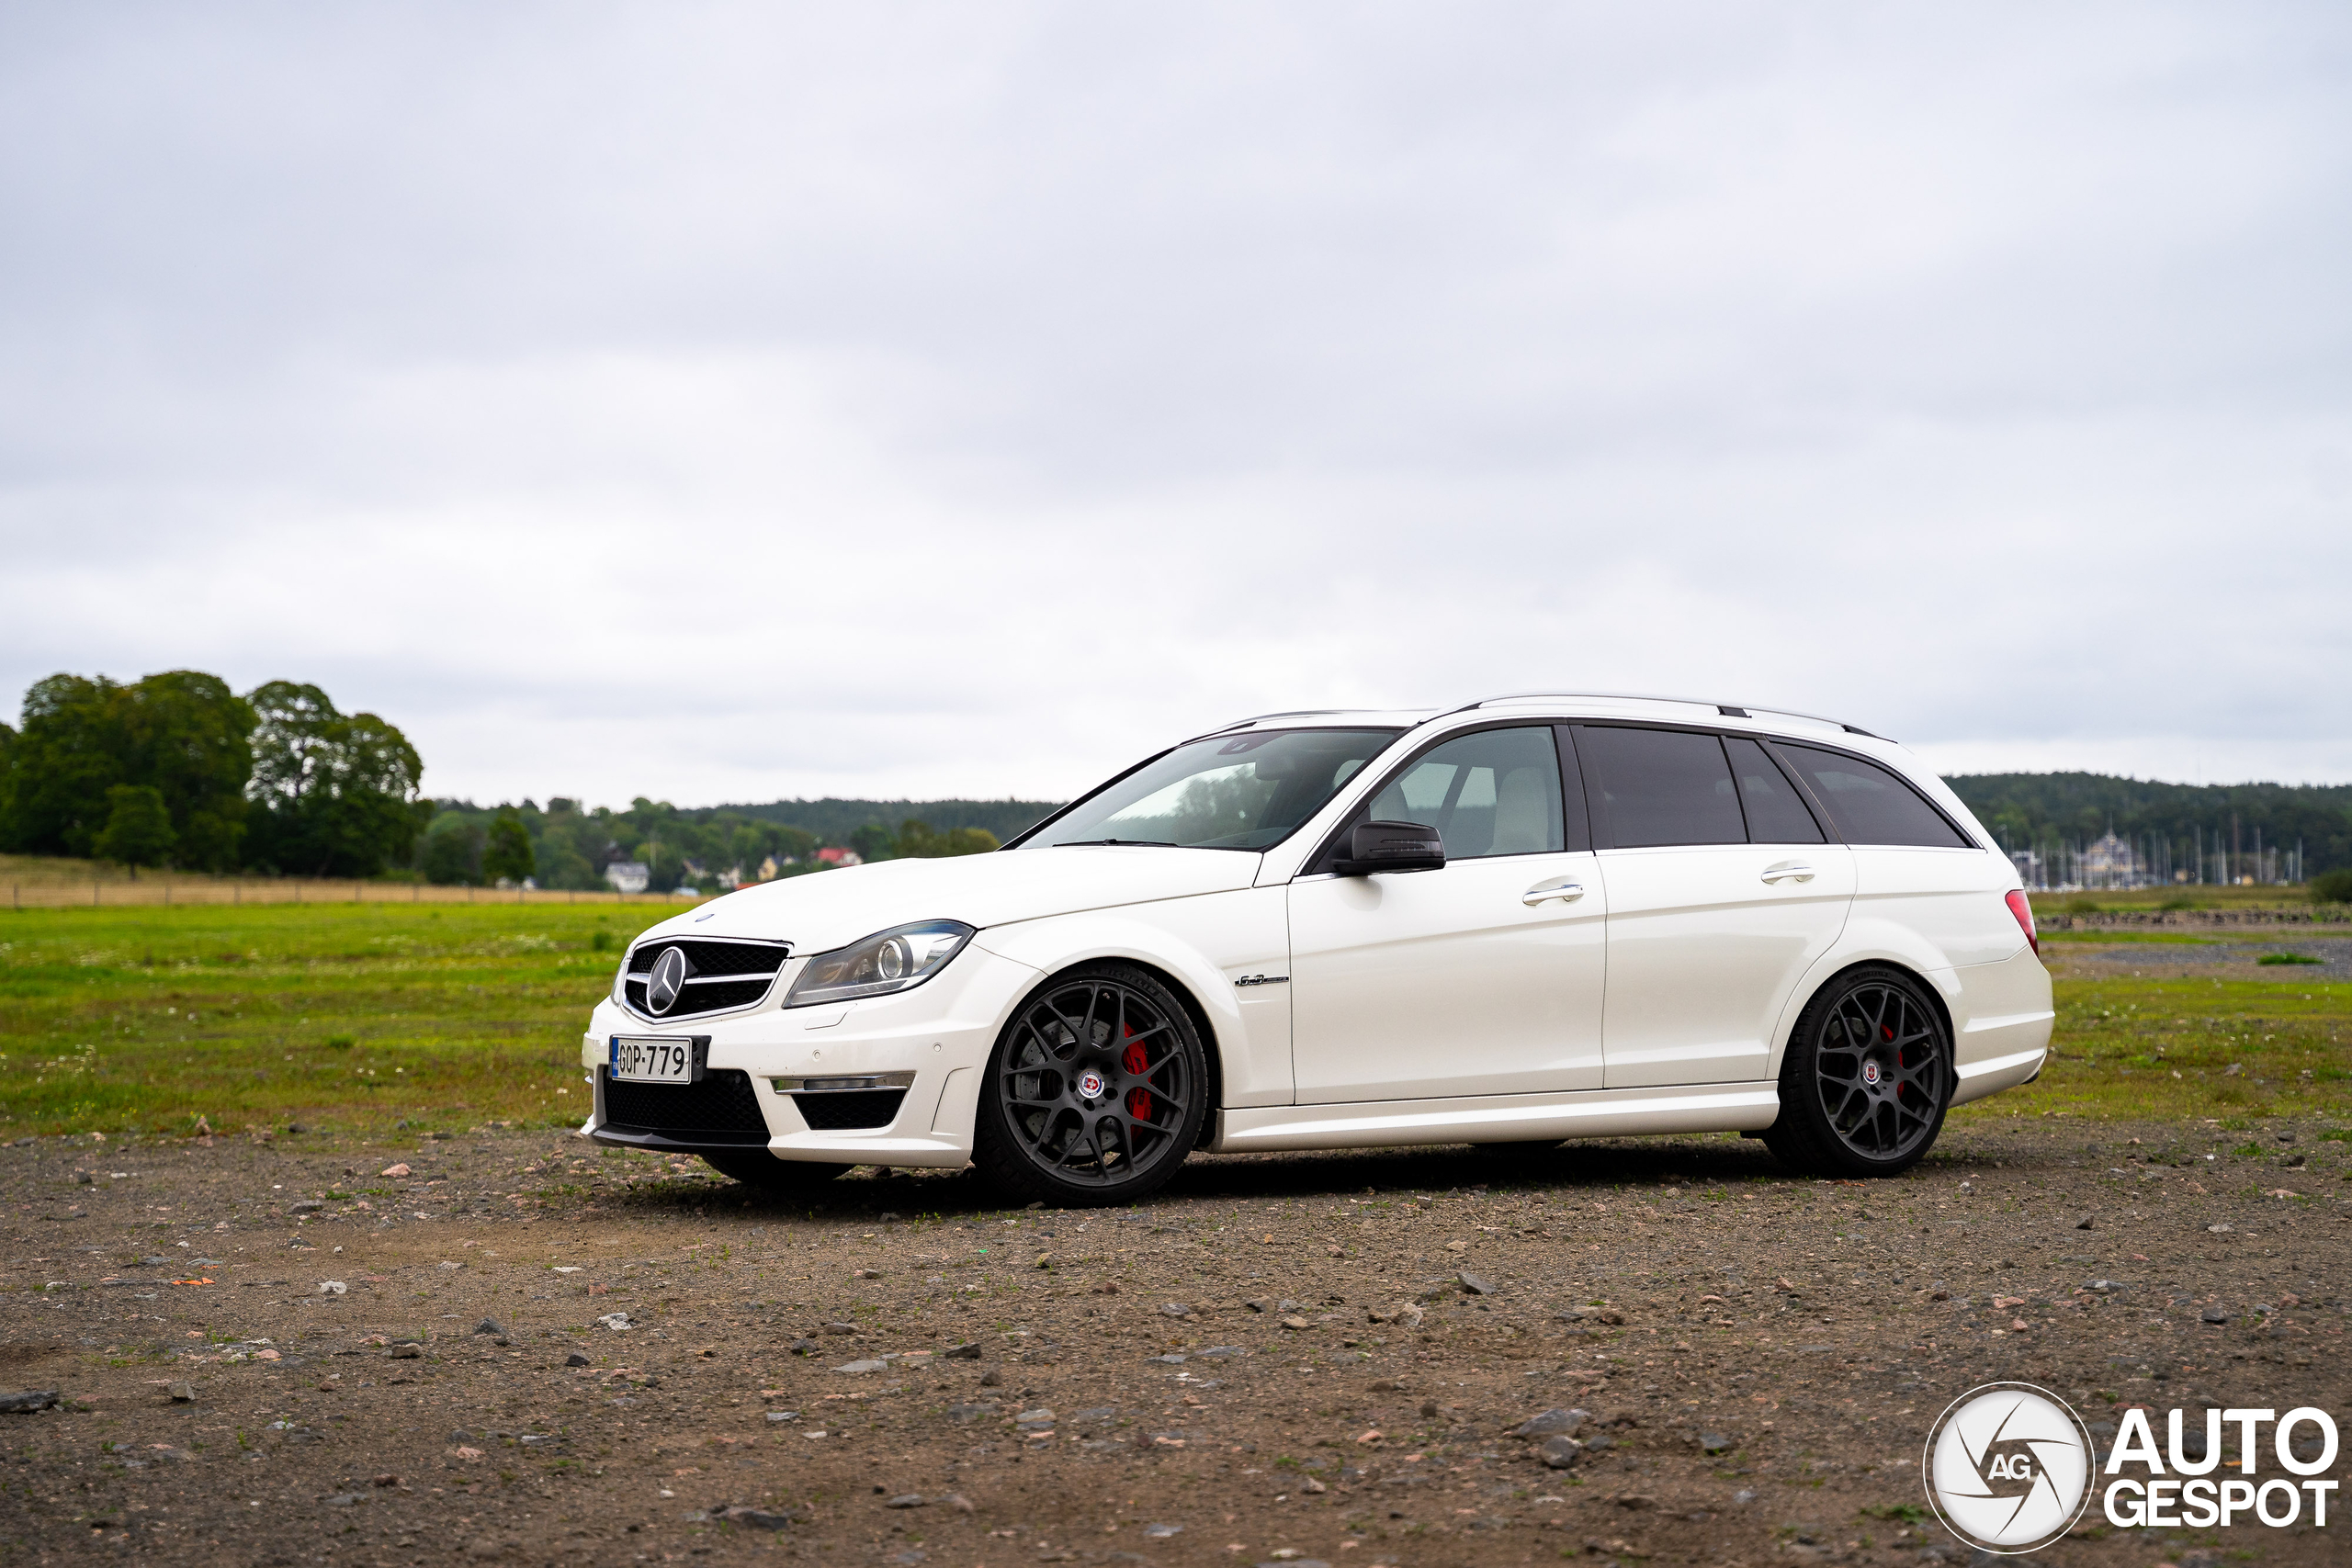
[4,3,2347,807]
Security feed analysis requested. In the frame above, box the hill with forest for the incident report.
[1941,773,2352,878]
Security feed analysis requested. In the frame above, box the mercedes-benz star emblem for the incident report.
[647,947,691,1015]
[1078,1068,1106,1100]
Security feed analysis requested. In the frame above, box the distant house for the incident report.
[756,854,800,882]
[604,861,650,895]
[815,847,864,868]
[2080,832,2142,889]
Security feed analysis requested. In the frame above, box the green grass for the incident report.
[5,901,2347,1139]
[0,901,687,1137]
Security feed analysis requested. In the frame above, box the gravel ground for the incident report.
[2,1120,2347,1566]
[2082,941,2352,980]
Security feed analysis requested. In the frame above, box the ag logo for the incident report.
[1921,1382,2094,1553]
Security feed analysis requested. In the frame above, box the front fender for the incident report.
[970,886,1293,1107]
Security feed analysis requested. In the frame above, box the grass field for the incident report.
[0,901,688,1138]
[2,901,2347,1140]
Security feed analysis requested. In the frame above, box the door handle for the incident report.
[1522,878,1585,906]
[1761,862,1815,885]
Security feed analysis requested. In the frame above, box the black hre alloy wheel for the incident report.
[973,963,1210,1208]
[1764,965,1952,1179]
[697,1149,853,1190]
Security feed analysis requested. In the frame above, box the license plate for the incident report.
[609,1036,700,1084]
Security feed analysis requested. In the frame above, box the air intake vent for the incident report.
[601,1067,771,1145]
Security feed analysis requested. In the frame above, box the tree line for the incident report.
[0,671,424,876]
[413,797,1032,892]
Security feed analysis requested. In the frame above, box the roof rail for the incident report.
[1447,691,1882,739]
[1190,709,1355,741]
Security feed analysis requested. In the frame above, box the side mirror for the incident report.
[1334,819,1445,876]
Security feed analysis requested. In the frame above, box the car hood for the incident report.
[631,848,1262,954]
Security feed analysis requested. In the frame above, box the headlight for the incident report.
[784,919,975,1007]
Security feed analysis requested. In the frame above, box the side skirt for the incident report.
[1210,1082,1781,1154]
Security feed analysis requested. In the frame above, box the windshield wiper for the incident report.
[1049,838,1181,848]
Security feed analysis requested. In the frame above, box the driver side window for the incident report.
[1363,727,1565,860]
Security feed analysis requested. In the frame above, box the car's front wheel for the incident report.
[1764,964,1952,1178]
[973,963,1209,1208]
[699,1149,854,1190]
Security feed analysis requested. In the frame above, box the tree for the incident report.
[2314,869,2352,905]
[421,818,484,885]
[93,784,176,874]
[113,671,254,869]
[849,823,898,863]
[243,682,425,876]
[0,671,254,867]
[482,808,536,886]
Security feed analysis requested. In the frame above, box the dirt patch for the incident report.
[1,1122,2346,1563]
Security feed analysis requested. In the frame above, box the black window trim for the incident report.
[1721,731,1827,846]
[1302,716,1592,876]
[1568,719,1976,852]
[1002,724,1410,852]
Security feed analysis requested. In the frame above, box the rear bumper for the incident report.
[1948,945,2055,1107]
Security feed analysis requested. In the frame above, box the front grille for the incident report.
[793,1089,908,1132]
[621,938,789,1021]
[602,1067,772,1145]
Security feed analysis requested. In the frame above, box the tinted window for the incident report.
[1362,726,1563,860]
[1777,744,1970,848]
[1579,727,1745,848]
[1724,737,1825,844]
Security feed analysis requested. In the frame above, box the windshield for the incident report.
[1023,728,1402,852]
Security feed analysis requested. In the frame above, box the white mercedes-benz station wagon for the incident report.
[577,694,2051,1204]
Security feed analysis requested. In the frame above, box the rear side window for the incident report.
[1578,727,1745,848]
[1776,744,1971,848]
[1724,737,1824,844]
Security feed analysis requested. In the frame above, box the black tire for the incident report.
[972,962,1210,1209]
[699,1149,853,1190]
[1763,964,1952,1179]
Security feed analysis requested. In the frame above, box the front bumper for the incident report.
[574,942,1042,1167]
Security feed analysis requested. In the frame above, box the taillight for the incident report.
[2005,889,2038,956]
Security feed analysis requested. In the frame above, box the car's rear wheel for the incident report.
[1764,964,1951,1179]
[698,1149,853,1189]
[973,963,1209,1208]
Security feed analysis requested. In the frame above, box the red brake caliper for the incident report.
[1122,1028,1152,1121]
